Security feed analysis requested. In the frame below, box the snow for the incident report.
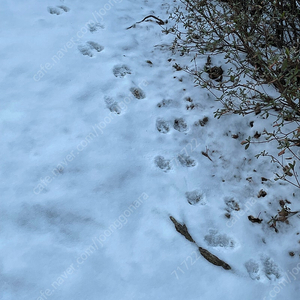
[1,0,300,299]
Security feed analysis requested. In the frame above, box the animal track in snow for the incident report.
[245,259,260,280]
[185,190,206,205]
[156,118,170,133]
[113,65,132,78]
[48,5,70,15]
[104,96,122,115]
[57,5,70,12]
[177,154,196,167]
[48,7,62,15]
[154,156,171,172]
[130,87,145,99]
[88,23,105,33]
[157,99,172,108]
[224,198,240,212]
[157,99,180,108]
[78,42,104,57]
[224,197,240,218]
[173,118,188,132]
[244,256,282,281]
[157,99,173,108]
[262,256,281,280]
[204,229,235,248]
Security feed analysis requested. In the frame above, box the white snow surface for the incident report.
[1,0,300,300]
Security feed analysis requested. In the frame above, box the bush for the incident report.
[168,0,300,187]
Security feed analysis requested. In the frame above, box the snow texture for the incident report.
[1,0,300,300]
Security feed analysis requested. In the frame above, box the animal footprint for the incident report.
[156,118,170,133]
[225,198,240,212]
[185,190,206,205]
[58,5,70,12]
[78,42,104,57]
[173,118,188,132]
[245,259,260,280]
[245,256,281,281]
[157,99,174,108]
[262,256,281,281]
[113,65,132,78]
[104,96,121,115]
[224,197,240,218]
[204,229,235,248]
[154,156,171,172]
[88,23,105,33]
[178,154,196,167]
[130,87,145,99]
[48,5,70,15]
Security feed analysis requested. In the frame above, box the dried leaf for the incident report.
[248,215,262,223]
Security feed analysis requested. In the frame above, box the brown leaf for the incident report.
[278,208,289,217]
[248,215,262,223]
[258,189,267,198]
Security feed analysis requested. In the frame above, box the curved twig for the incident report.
[126,15,165,30]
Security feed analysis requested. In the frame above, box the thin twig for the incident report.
[126,15,165,30]
[201,147,213,162]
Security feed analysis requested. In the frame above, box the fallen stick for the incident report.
[169,216,231,270]
[201,147,213,162]
[126,15,165,30]
[170,216,195,243]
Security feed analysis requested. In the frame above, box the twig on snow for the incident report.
[126,15,165,30]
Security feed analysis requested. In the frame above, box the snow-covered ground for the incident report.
[1,0,300,299]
